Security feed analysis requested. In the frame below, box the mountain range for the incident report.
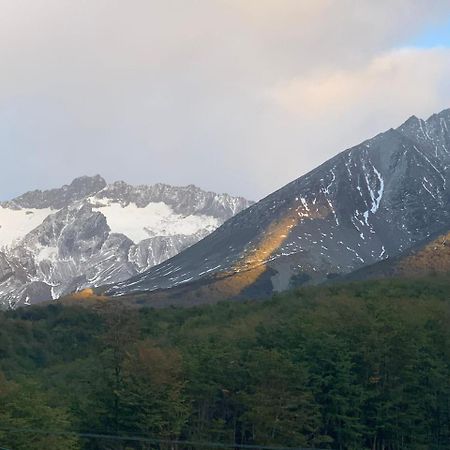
[0,177,252,308]
[102,108,450,307]
[2,108,450,309]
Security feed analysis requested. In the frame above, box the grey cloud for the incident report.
[0,0,449,200]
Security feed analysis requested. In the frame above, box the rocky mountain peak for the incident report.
[0,175,252,308]
[67,175,107,194]
[1,175,107,210]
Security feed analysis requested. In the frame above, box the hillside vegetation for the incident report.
[1,277,450,449]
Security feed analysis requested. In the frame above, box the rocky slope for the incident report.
[0,177,252,308]
[106,108,450,306]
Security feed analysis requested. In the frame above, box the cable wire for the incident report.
[0,426,328,450]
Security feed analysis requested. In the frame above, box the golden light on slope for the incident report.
[68,288,108,302]
[213,211,299,297]
[397,231,450,275]
[211,200,327,297]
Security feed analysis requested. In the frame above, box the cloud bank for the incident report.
[0,0,449,200]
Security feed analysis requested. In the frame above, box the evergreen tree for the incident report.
[0,372,80,450]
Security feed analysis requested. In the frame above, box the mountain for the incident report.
[0,177,252,308]
[106,108,450,306]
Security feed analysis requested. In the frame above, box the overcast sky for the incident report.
[1,0,450,201]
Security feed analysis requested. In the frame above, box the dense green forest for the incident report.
[1,277,450,450]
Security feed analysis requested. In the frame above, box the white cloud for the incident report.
[269,47,450,120]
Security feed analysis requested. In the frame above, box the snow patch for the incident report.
[371,166,384,213]
[0,207,55,249]
[92,201,220,243]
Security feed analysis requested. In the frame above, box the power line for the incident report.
[0,426,328,450]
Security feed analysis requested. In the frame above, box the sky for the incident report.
[1,0,450,202]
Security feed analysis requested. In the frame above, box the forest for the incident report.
[0,276,450,450]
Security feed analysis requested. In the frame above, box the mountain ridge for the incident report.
[0,177,252,308]
[105,108,450,304]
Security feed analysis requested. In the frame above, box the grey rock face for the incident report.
[108,108,450,298]
[2,175,107,210]
[0,178,252,308]
[0,253,13,282]
[89,181,249,219]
